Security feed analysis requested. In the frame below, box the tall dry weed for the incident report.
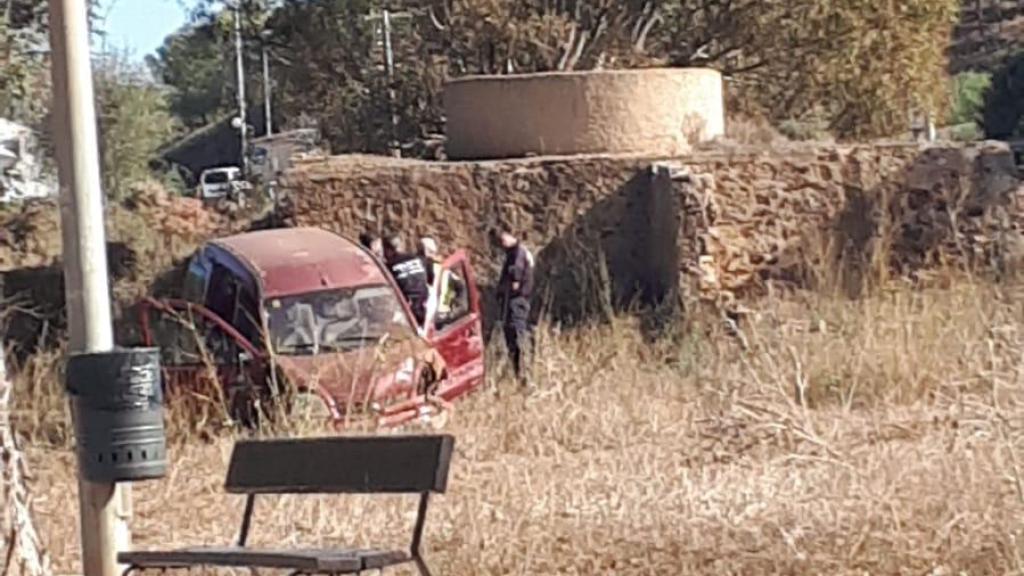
[10,279,1024,574]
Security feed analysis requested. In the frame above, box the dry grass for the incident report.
[13,279,1024,574]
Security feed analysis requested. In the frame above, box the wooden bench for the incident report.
[119,435,454,575]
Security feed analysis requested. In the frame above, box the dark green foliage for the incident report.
[950,72,991,127]
[145,22,232,129]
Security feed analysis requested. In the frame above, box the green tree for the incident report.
[420,0,959,138]
[152,0,960,152]
[0,0,50,125]
[95,55,180,199]
[146,21,232,129]
[950,72,992,126]
[147,1,278,131]
[800,0,957,138]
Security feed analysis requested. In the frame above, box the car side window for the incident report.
[148,308,239,367]
[435,262,471,332]
[202,321,239,366]
[148,308,201,366]
[182,254,210,304]
[206,264,238,322]
[233,286,262,347]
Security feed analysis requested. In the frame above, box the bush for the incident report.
[949,71,991,127]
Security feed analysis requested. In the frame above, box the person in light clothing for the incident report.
[419,237,449,328]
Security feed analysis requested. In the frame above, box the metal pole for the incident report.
[47,1,129,576]
[363,9,413,156]
[382,9,400,158]
[262,43,272,136]
[234,2,248,175]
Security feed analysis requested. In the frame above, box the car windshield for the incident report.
[264,284,413,356]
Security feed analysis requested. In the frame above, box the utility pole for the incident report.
[47,2,129,576]
[382,9,398,158]
[364,9,411,158]
[234,2,249,175]
[262,40,272,137]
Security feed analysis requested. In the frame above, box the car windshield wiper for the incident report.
[276,342,317,355]
[321,335,385,350]
[340,334,384,341]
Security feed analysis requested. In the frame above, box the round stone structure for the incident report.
[443,68,724,160]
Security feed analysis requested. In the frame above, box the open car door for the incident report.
[138,298,266,425]
[425,250,486,400]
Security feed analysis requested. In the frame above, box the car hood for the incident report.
[273,336,445,413]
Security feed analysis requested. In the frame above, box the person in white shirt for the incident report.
[419,237,444,329]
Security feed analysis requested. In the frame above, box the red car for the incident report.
[137,227,486,427]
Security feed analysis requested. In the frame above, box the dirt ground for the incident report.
[17,280,1024,575]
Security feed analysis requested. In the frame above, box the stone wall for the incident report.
[283,153,659,320]
[444,69,725,160]
[669,143,1023,303]
[283,142,1024,321]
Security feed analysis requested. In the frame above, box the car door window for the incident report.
[182,253,211,304]
[148,308,201,366]
[206,264,238,322]
[426,254,485,397]
[148,307,239,367]
[234,286,262,346]
[435,261,471,332]
[202,321,240,365]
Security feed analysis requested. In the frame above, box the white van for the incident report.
[198,166,249,201]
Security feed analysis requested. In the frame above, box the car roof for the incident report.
[209,227,388,298]
[201,166,239,175]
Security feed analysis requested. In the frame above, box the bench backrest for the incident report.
[224,435,455,495]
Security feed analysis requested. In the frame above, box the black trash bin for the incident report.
[66,348,167,482]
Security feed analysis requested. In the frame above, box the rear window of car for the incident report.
[204,171,231,184]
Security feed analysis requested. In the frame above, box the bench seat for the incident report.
[119,436,455,576]
[119,546,409,573]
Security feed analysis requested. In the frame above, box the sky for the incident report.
[101,0,199,60]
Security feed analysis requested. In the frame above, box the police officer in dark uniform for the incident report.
[494,227,535,383]
[383,235,432,327]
